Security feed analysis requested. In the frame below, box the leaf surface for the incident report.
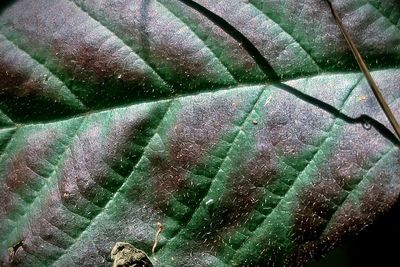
[0,0,399,266]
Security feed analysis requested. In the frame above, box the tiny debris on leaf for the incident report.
[358,95,367,102]
[8,240,24,258]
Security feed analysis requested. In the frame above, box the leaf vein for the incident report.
[67,0,171,90]
[0,32,88,110]
[248,0,321,70]
[320,145,398,236]
[49,101,173,266]
[0,118,85,250]
[0,128,17,164]
[365,0,400,31]
[229,76,362,259]
[156,0,238,83]
[156,86,266,254]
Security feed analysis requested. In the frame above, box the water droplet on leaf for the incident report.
[362,121,372,130]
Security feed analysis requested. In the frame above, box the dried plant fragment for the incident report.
[111,242,153,267]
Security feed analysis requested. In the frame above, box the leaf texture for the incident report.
[0,0,399,266]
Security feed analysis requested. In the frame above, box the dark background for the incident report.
[308,197,400,267]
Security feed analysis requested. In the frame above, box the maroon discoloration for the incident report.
[0,0,398,266]
[58,106,158,215]
[0,122,93,264]
[0,42,54,100]
[43,189,90,238]
[0,61,36,98]
[148,153,189,208]
[0,127,59,225]
[158,0,265,81]
[291,120,399,264]
[0,0,165,108]
[57,125,105,216]
[211,176,264,233]
[206,145,279,238]
[29,216,71,250]
[0,0,238,107]
[325,154,400,245]
[63,0,237,87]
[50,33,157,105]
[196,0,400,76]
[290,176,344,265]
[5,105,163,263]
[195,90,335,252]
[7,186,89,264]
[191,0,324,77]
[0,38,85,120]
[360,173,398,216]
[292,161,364,247]
[149,95,245,208]
[263,90,333,157]
[321,124,394,237]
[240,146,279,188]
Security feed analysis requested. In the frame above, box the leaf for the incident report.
[0,0,399,266]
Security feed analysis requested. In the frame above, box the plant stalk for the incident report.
[327,0,400,141]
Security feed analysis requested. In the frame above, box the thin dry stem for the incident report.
[152,222,163,255]
[326,0,400,141]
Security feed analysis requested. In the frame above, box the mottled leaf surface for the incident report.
[0,0,399,266]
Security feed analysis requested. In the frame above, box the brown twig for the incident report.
[151,222,163,255]
[326,0,400,141]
